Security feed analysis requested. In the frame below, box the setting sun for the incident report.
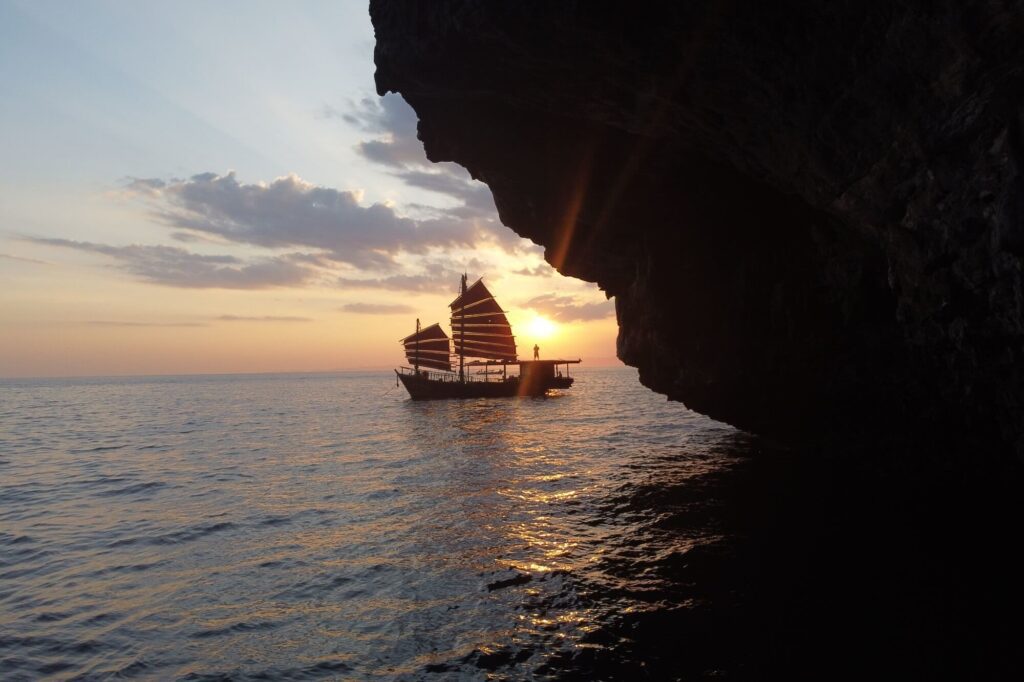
[524,315,557,340]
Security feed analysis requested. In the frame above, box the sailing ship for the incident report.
[395,275,580,399]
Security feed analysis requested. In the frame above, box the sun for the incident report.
[525,315,557,340]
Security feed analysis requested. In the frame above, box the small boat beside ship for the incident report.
[395,275,580,399]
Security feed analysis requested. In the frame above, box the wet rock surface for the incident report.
[370,1,1024,455]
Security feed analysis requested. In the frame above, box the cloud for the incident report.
[169,230,228,244]
[123,177,166,195]
[0,253,49,265]
[513,264,555,278]
[85,320,207,327]
[31,238,317,289]
[23,95,539,294]
[340,303,415,315]
[341,94,533,252]
[522,293,615,322]
[337,259,487,294]
[83,316,312,325]
[337,272,457,294]
[124,171,490,269]
[123,170,520,266]
[217,315,312,322]
[343,95,427,168]
[78,93,530,296]
[399,168,497,216]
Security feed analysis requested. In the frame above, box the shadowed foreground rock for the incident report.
[370,1,1024,456]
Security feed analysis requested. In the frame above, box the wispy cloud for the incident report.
[400,168,498,218]
[81,316,313,326]
[523,293,615,322]
[342,95,426,168]
[84,320,208,327]
[1,252,49,265]
[337,259,486,294]
[30,238,317,289]
[513,264,555,278]
[340,303,415,315]
[216,314,312,322]
[337,273,458,294]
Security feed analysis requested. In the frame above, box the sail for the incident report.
[449,279,517,361]
[400,322,452,372]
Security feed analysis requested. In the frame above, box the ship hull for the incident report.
[396,371,573,400]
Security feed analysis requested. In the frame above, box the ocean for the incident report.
[0,366,765,680]
[6,367,1017,680]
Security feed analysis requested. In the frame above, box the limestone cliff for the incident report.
[371,1,1024,454]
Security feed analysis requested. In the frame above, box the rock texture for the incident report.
[371,1,1024,454]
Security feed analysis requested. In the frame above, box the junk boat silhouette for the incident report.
[395,275,580,399]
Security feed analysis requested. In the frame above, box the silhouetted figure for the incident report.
[533,344,540,360]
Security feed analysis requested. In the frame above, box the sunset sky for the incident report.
[0,0,618,378]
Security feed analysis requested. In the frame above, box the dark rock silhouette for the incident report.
[370,1,1024,457]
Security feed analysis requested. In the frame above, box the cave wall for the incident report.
[370,1,1024,454]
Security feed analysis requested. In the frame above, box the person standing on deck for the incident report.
[533,344,540,360]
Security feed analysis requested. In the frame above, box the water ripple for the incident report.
[0,368,780,679]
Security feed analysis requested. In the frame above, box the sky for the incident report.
[0,0,619,378]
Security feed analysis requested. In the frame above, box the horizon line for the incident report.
[0,357,626,381]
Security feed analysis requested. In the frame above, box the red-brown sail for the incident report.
[400,322,452,372]
[449,279,517,362]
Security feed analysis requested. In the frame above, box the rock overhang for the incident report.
[371,0,1024,457]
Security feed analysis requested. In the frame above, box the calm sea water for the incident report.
[1,366,773,680]
[4,366,1022,680]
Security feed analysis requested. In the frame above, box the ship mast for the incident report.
[458,273,466,383]
[414,318,420,374]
